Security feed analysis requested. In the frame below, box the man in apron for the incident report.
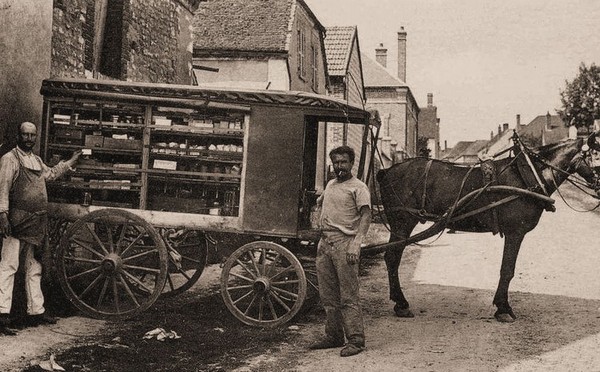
[0,122,80,334]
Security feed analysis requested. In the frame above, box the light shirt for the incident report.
[0,147,70,213]
[318,176,370,239]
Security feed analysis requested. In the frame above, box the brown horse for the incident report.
[375,134,600,322]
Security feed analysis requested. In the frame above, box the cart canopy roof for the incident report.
[41,78,374,125]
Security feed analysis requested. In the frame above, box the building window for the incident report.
[84,0,124,79]
[297,28,306,79]
[311,45,318,91]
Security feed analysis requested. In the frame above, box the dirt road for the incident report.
[236,186,600,372]
[2,185,600,371]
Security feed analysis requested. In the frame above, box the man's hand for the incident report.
[66,150,83,168]
[0,212,10,238]
[346,238,361,265]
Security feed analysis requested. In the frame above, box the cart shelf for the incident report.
[149,125,244,138]
[48,143,142,155]
[50,120,144,130]
[48,181,142,191]
[149,150,242,163]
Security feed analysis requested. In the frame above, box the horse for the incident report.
[374,133,600,322]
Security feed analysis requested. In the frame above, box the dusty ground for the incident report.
[3,183,600,371]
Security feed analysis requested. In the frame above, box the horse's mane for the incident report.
[377,138,579,182]
[531,138,577,158]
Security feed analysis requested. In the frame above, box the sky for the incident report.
[304,0,600,147]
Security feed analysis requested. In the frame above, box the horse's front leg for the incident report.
[384,238,414,318]
[493,232,525,322]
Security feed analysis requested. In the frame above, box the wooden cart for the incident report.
[40,78,378,327]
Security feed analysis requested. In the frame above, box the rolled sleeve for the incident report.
[42,160,71,181]
[0,154,19,213]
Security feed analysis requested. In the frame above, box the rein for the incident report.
[518,135,600,212]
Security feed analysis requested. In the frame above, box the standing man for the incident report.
[309,145,371,357]
[0,122,80,334]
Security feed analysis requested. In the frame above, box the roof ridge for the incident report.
[361,52,406,87]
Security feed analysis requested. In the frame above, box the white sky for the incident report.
[304,0,600,147]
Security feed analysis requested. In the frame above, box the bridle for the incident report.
[545,133,600,212]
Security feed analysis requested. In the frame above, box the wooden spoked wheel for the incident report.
[220,241,307,327]
[56,209,168,320]
[160,229,208,297]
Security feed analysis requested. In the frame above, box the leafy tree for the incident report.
[559,63,600,129]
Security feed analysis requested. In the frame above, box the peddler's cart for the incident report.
[40,78,378,327]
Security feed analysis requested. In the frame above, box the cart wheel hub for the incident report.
[101,254,122,274]
[253,277,270,293]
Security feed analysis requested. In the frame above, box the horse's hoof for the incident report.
[494,312,515,323]
[394,305,414,318]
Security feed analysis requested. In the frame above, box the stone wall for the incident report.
[51,0,194,84]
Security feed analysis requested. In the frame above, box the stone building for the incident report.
[362,28,419,166]
[191,0,328,93]
[0,0,200,146]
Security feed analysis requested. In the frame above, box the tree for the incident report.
[559,63,600,129]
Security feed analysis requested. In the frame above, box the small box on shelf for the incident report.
[153,159,177,170]
[154,116,172,126]
[54,128,84,145]
[103,137,143,151]
[85,135,104,148]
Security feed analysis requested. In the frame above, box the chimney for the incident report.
[498,125,501,135]
[444,140,447,150]
[375,43,387,67]
[545,111,551,130]
[516,114,521,126]
[427,93,433,107]
[490,131,494,140]
[397,26,407,82]
[503,123,509,132]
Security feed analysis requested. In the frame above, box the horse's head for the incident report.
[568,133,600,195]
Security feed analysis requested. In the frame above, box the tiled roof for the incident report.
[193,0,294,53]
[324,26,356,76]
[462,140,488,156]
[517,114,568,145]
[441,141,475,161]
[361,53,406,88]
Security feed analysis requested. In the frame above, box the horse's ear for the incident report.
[376,169,387,183]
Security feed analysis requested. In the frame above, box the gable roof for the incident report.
[324,26,356,76]
[193,0,296,54]
[462,140,488,157]
[517,113,568,145]
[361,53,406,88]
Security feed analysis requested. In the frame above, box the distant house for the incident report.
[418,93,441,159]
[323,25,366,175]
[479,113,569,160]
[442,140,488,164]
[479,122,513,159]
[518,112,569,147]
[192,0,328,94]
[362,28,419,166]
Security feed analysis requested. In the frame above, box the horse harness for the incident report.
[387,139,556,233]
